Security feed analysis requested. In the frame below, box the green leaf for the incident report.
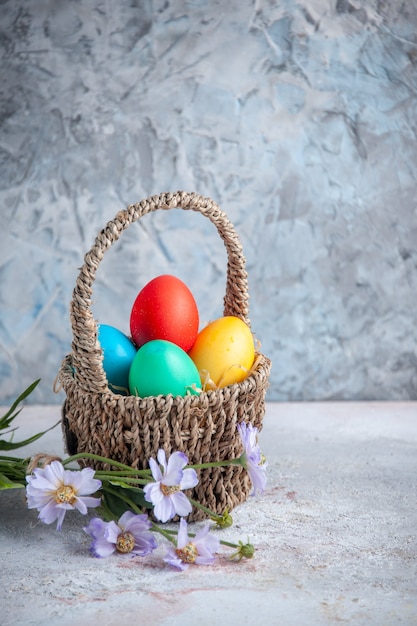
[100,489,131,519]
[0,473,25,490]
[100,483,152,519]
[0,379,60,453]
[120,486,151,509]
[0,420,60,452]
[0,379,40,431]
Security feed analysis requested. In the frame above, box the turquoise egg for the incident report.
[98,324,137,395]
[129,339,201,398]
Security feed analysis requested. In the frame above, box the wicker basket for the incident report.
[58,191,271,521]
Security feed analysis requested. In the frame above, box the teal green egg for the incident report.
[98,324,137,395]
[128,339,201,398]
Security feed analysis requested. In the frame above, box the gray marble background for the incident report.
[1,0,416,405]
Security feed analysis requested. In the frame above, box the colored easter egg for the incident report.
[128,339,201,398]
[130,275,199,351]
[98,324,137,395]
[188,316,255,390]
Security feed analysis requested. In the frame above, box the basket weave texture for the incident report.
[58,191,271,521]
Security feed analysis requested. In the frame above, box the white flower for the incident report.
[84,512,157,558]
[26,460,101,531]
[237,423,267,495]
[164,518,220,570]
[143,449,198,523]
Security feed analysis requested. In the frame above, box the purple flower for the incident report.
[84,511,157,558]
[164,518,220,570]
[237,423,267,495]
[26,460,102,531]
[143,449,198,523]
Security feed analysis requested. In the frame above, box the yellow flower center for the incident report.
[54,484,76,505]
[116,532,135,554]
[176,542,198,563]
[160,483,181,496]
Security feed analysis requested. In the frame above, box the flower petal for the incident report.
[238,422,267,495]
[195,554,216,565]
[26,473,57,492]
[162,467,184,487]
[91,538,117,558]
[179,467,198,490]
[105,521,122,544]
[84,518,116,557]
[166,451,188,474]
[118,511,135,529]
[37,499,59,525]
[73,498,88,515]
[164,546,188,570]
[131,532,157,557]
[124,512,151,534]
[177,517,189,549]
[250,464,267,494]
[43,461,66,487]
[55,508,67,531]
[77,496,101,510]
[153,496,176,523]
[69,467,102,495]
[149,457,162,482]
[170,491,192,518]
[196,533,220,556]
[143,481,164,505]
[26,490,54,509]
[157,449,168,472]
[84,517,107,538]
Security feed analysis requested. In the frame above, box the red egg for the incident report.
[130,275,199,351]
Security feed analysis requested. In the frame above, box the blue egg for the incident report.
[98,324,137,395]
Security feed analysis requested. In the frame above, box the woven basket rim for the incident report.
[58,351,271,405]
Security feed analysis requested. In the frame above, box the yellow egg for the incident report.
[188,316,255,390]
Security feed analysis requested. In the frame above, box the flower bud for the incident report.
[230,539,255,561]
[211,509,233,528]
[239,541,255,559]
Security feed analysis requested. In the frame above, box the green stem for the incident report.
[94,473,149,486]
[94,468,152,477]
[188,458,243,471]
[62,452,152,476]
[219,539,240,549]
[149,522,177,546]
[153,526,237,547]
[188,497,221,520]
[63,452,243,475]
[149,521,245,552]
[0,455,31,463]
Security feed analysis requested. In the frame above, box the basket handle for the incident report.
[69,191,250,393]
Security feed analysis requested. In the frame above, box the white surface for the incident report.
[1,402,417,626]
